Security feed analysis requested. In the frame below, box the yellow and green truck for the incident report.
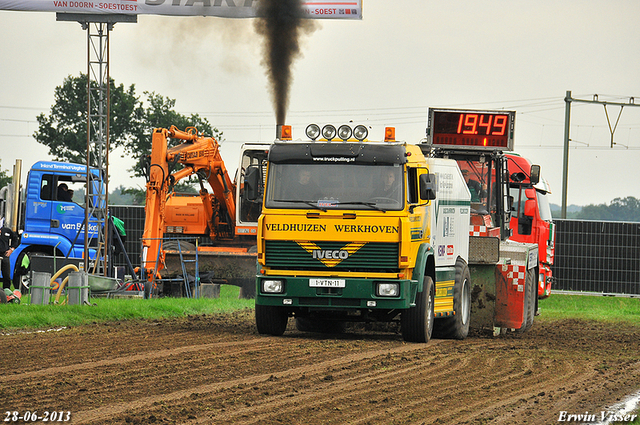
[252,124,474,342]
[251,118,538,342]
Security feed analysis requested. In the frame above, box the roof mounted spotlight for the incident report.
[353,125,368,141]
[322,124,337,141]
[305,123,320,140]
[338,125,352,141]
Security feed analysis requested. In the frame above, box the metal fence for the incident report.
[553,219,640,295]
[110,205,146,272]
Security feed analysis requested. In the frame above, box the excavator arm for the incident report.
[141,126,237,280]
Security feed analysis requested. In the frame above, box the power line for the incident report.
[0,118,37,123]
[0,105,47,112]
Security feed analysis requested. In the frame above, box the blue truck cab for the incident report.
[1,161,105,286]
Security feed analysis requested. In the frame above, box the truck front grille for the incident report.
[265,241,399,272]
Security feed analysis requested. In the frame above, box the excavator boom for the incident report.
[141,126,237,279]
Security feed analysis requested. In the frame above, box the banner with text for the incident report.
[0,0,362,19]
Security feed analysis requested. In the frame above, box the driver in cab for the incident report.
[379,168,401,201]
[289,168,322,200]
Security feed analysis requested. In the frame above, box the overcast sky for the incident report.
[1,0,639,207]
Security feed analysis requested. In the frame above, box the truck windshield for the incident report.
[265,163,403,211]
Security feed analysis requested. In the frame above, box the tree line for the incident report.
[34,73,222,177]
[570,197,640,222]
[31,73,222,203]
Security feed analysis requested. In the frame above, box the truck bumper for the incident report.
[255,275,417,311]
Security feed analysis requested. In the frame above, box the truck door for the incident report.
[24,173,54,235]
[51,176,90,250]
[237,148,268,225]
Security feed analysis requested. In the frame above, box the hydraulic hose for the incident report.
[50,264,79,304]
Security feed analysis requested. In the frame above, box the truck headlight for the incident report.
[376,282,400,297]
[262,279,285,294]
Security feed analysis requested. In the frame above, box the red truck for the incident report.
[505,152,555,298]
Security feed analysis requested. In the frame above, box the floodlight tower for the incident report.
[56,13,136,275]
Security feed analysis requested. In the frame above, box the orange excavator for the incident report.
[141,126,269,297]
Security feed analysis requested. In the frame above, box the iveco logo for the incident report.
[298,241,366,267]
[312,249,349,260]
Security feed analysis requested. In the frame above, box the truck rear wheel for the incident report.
[433,259,471,340]
[255,304,288,336]
[524,269,536,330]
[401,275,435,343]
[516,268,535,333]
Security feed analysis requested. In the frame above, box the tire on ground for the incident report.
[524,269,536,331]
[516,267,535,333]
[401,275,435,343]
[255,304,288,336]
[0,289,7,304]
[433,258,471,340]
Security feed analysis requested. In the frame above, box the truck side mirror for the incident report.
[419,173,437,200]
[244,166,261,201]
[529,165,540,185]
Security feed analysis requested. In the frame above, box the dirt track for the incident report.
[1,310,640,424]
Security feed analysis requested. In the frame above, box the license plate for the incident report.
[309,278,345,288]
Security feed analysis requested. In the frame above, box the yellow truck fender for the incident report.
[411,243,436,299]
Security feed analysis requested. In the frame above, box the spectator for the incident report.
[111,216,127,255]
[0,223,20,291]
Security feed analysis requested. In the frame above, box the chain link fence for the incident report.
[553,219,640,295]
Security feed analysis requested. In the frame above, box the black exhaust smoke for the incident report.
[255,0,317,126]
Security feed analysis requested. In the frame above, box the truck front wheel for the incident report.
[401,275,435,343]
[255,304,288,336]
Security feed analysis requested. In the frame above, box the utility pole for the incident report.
[562,91,639,218]
[56,13,136,275]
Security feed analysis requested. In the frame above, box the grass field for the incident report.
[538,293,640,324]
[0,284,254,331]
[1,288,639,332]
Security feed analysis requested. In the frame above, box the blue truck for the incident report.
[0,160,105,288]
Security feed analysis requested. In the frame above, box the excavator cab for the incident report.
[236,146,269,226]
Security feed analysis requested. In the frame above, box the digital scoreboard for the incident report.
[427,108,515,151]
